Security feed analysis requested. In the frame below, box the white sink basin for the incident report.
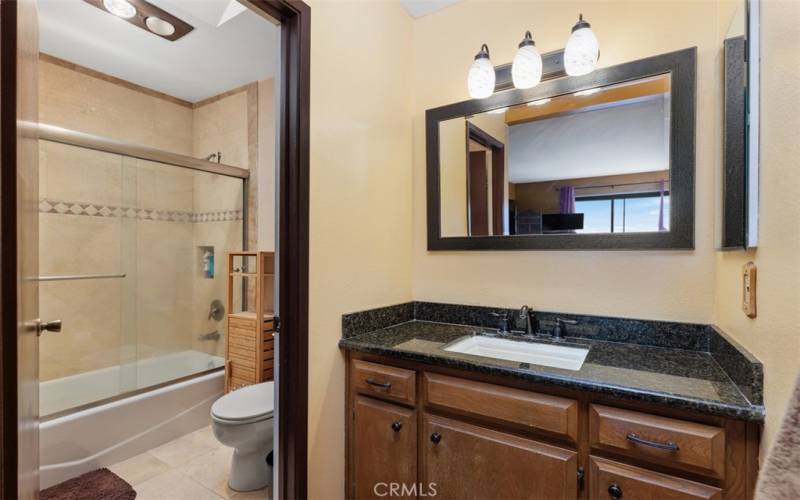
[443,335,589,371]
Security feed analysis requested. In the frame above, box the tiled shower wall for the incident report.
[38,57,257,381]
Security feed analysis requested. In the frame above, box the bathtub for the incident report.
[40,350,224,489]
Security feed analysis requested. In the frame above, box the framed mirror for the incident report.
[426,48,696,251]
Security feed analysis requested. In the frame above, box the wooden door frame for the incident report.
[0,0,311,498]
[244,2,311,498]
[465,122,505,236]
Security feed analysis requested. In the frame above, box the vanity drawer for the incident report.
[588,456,722,500]
[589,404,725,478]
[351,360,416,405]
[424,372,578,441]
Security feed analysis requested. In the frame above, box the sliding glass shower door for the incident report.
[38,137,244,417]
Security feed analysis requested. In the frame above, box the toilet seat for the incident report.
[212,381,275,424]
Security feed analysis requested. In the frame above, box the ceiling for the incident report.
[38,0,278,103]
[508,95,671,183]
[399,0,461,18]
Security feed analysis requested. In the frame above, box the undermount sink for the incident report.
[443,335,589,371]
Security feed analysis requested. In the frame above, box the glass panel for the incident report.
[38,140,127,416]
[574,199,611,233]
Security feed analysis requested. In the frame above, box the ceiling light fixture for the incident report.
[467,44,496,99]
[511,31,543,90]
[564,14,600,76]
[145,16,176,36]
[103,0,136,18]
[528,98,552,106]
[84,0,193,41]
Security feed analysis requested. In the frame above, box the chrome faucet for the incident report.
[518,305,538,336]
[553,318,578,340]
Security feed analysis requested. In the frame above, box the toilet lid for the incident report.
[212,381,275,422]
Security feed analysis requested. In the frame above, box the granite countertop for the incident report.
[339,320,765,421]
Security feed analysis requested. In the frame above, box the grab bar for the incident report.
[36,273,126,282]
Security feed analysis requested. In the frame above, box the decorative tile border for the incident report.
[39,199,242,223]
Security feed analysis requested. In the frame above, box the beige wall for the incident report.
[713,0,800,453]
[411,0,721,322]
[307,1,413,498]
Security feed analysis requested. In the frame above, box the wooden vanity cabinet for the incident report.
[423,414,578,500]
[345,353,760,500]
[353,396,417,499]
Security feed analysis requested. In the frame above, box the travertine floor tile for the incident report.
[148,425,220,468]
[135,468,223,500]
[178,446,236,499]
[109,452,171,486]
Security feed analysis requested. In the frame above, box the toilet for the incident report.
[211,381,275,492]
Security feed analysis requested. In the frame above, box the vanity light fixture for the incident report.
[467,44,496,99]
[103,0,136,18]
[511,31,543,90]
[528,98,552,106]
[564,14,600,76]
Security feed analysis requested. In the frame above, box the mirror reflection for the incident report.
[439,73,672,237]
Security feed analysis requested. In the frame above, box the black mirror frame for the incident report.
[426,47,697,251]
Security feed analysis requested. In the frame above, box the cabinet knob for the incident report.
[430,432,442,444]
[391,421,402,432]
[608,483,622,499]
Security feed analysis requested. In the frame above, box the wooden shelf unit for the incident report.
[225,251,275,392]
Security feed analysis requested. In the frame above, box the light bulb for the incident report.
[511,31,543,90]
[564,14,599,77]
[467,44,495,99]
[103,0,137,19]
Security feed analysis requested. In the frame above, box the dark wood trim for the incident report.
[0,4,19,497]
[245,1,311,499]
[467,121,504,150]
[427,47,697,251]
[721,36,746,250]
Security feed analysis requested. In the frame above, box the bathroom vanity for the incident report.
[340,303,763,500]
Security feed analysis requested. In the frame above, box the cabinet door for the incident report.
[588,456,722,500]
[422,414,578,500]
[353,396,417,499]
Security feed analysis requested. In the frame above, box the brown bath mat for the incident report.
[41,468,136,500]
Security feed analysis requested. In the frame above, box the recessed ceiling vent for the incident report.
[84,0,194,41]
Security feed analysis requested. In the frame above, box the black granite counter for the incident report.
[339,304,765,422]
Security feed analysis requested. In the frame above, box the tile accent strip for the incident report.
[39,199,243,223]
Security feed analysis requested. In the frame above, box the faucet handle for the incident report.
[553,317,578,339]
[489,311,510,333]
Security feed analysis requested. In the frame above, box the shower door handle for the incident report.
[35,319,62,336]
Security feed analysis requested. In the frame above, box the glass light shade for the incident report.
[467,56,495,99]
[146,16,176,36]
[564,26,599,76]
[103,0,137,18]
[511,44,543,89]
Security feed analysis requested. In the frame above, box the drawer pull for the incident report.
[391,421,402,432]
[608,483,623,499]
[430,432,442,444]
[366,378,392,389]
[626,432,680,451]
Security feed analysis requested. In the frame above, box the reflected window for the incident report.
[575,192,669,233]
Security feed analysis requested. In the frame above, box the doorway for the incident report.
[0,0,309,498]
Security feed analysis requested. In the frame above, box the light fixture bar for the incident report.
[83,0,194,42]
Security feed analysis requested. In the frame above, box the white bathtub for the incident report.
[40,351,224,489]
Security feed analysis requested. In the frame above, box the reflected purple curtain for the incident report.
[559,187,576,214]
[658,180,667,231]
